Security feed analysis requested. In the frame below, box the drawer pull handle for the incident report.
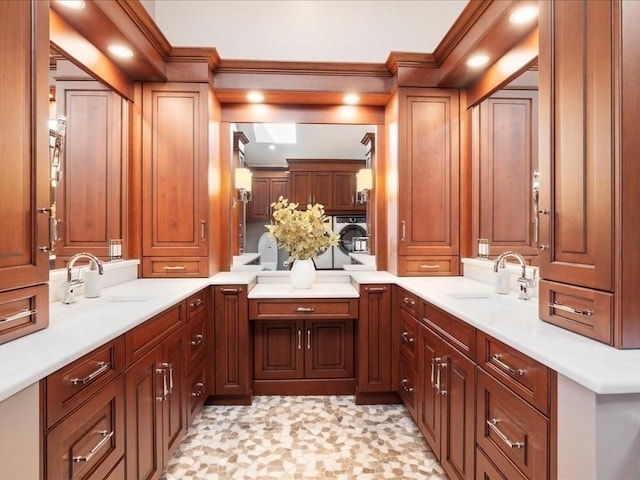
[163,265,186,271]
[402,297,415,307]
[220,288,242,293]
[190,299,203,309]
[400,379,414,393]
[72,430,114,463]
[549,302,594,316]
[401,331,414,344]
[69,361,111,385]
[437,360,447,396]
[295,306,315,313]
[191,382,205,397]
[490,354,525,376]
[487,419,524,449]
[419,264,440,270]
[191,334,204,346]
[307,329,311,350]
[0,308,37,324]
[365,286,388,293]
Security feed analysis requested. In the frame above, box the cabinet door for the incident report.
[270,177,289,207]
[161,328,186,462]
[312,172,333,209]
[214,286,250,396]
[538,0,614,291]
[254,321,303,380]
[304,319,354,378]
[358,285,392,393]
[55,81,123,263]
[440,340,475,480]
[398,88,460,256]
[417,323,441,455]
[247,177,270,222]
[125,345,163,480]
[142,83,208,257]
[333,172,357,211]
[0,0,49,291]
[290,172,311,206]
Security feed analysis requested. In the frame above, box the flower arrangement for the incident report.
[266,197,339,262]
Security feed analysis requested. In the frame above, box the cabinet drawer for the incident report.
[399,256,460,276]
[142,257,208,278]
[477,332,550,415]
[46,376,125,480]
[0,284,48,345]
[477,369,549,480]
[422,300,476,360]
[539,279,613,345]
[398,288,418,317]
[476,447,526,480]
[249,298,358,320]
[399,309,418,367]
[187,359,207,425]
[186,288,208,320]
[45,336,125,428]
[126,302,184,365]
[399,357,418,421]
[186,309,207,372]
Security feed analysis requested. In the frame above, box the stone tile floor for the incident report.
[161,395,448,479]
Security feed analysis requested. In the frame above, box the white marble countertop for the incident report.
[232,252,262,266]
[2,268,640,403]
[348,253,376,267]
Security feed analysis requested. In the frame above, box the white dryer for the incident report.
[333,216,367,269]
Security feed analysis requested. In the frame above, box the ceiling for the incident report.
[238,123,374,167]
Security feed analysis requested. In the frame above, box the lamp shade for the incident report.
[356,168,373,192]
[235,167,252,192]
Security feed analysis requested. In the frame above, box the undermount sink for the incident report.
[105,295,155,303]
[446,292,492,300]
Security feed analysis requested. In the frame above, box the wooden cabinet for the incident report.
[43,339,126,480]
[473,89,538,262]
[397,288,419,419]
[393,88,460,276]
[416,301,476,480]
[538,0,640,348]
[356,284,394,402]
[287,159,366,213]
[0,0,49,343]
[213,285,251,402]
[53,66,125,266]
[141,82,210,277]
[247,170,289,222]
[125,304,186,480]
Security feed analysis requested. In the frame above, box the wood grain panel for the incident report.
[358,285,392,393]
[305,320,354,379]
[254,321,303,380]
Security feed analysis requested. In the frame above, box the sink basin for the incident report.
[106,295,155,303]
[446,292,492,300]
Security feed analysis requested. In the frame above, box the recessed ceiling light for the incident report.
[509,5,539,24]
[268,145,276,150]
[343,94,360,105]
[107,45,134,59]
[56,0,86,9]
[247,91,264,103]
[466,54,490,68]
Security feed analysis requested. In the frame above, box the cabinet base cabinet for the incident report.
[45,376,125,480]
[475,447,526,480]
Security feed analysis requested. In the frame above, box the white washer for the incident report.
[314,216,334,269]
[333,216,367,269]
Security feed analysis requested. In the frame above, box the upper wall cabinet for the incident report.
[391,88,460,276]
[141,83,211,277]
[0,0,50,344]
[247,170,289,222]
[538,0,640,348]
[472,88,538,263]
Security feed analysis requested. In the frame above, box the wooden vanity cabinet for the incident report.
[213,285,251,403]
[0,0,50,344]
[247,169,289,222]
[397,288,419,419]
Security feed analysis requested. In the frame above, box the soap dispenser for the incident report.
[83,262,102,298]
[494,261,511,295]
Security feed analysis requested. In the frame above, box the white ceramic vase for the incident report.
[290,258,316,289]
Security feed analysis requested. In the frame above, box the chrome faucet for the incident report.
[493,251,536,300]
[63,252,104,304]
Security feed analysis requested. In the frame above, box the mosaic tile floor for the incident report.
[161,395,448,480]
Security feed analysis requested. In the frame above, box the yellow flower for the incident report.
[266,197,340,262]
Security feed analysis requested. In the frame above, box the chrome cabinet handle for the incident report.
[430,358,436,387]
[0,308,37,324]
[220,288,242,293]
[490,354,525,376]
[432,357,442,392]
[295,306,315,313]
[402,297,415,307]
[487,419,524,449]
[401,220,406,241]
[191,334,204,346]
[400,379,414,393]
[200,220,206,240]
[163,265,186,271]
[307,329,311,350]
[419,264,440,270]
[72,430,114,463]
[401,331,414,344]
[190,298,203,309]
[549,302,594,316]
[365,286,387,293]
[70,361,111,385]
[168,362,174,394]
[156,363,169,401]
[297,329,302,350]
[437,360,447,396]
[191,382,205,397]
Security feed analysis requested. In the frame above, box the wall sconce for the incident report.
[356,168,373,203]
[235,167,252,202]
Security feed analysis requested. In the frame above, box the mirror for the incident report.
[233,123,376,271]
[48,47,127,270]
